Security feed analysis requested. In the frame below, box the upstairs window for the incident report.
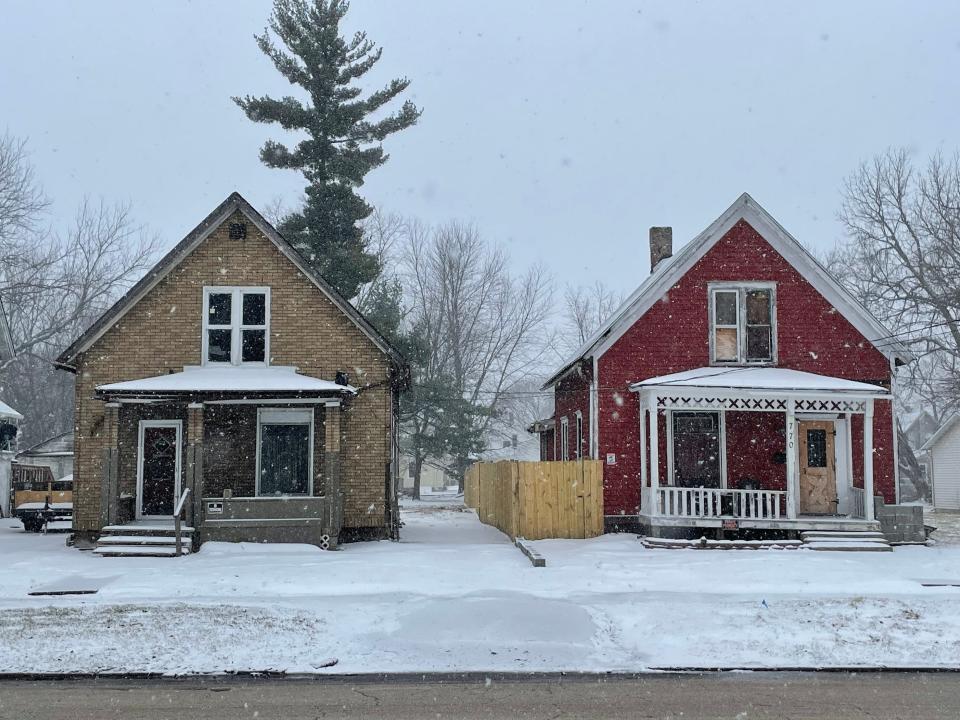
[710,284,775,364]
[203,287,270,365]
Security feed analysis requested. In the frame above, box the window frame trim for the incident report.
[707,281,777,366]
[666,409,727,489]
[560,416,570,461]
[575,410,583,460]
[201,286,271,367]
[254,407,314,497]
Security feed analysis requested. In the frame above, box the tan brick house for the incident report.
[56,192,407,553]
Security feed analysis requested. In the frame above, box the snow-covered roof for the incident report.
[544,192,913,388]
[16,432,74,458]
[97,366,355,395]
[921,413,960,452]
[0,400,23,421]
[629,367,890,395]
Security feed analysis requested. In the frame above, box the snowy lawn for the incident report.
[1,498,960,674]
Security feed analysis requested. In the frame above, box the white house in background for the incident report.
[921,414,960,510]
[0,296,21,517]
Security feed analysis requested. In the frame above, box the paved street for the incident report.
[0,672,957,720]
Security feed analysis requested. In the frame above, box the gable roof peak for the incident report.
[542,192,912,388]
[55,191,406,370]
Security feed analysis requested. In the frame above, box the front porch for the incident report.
[92,365,352,550]
[630,367,889,535]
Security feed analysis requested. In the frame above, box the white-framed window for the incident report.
[202,287,270,366]
[709,283,776,364]
[560,416,570,461]
[255,408,313,496]
[575,411,583,460]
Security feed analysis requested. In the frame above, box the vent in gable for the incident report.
[229,222,247,240]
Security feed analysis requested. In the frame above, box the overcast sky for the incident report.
[3,1,958,295]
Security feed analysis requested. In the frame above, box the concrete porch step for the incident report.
[800,531,887,541]
[93,544,192,557]
[96,535,188,546]
[801,530,892,552]
[100,524,194,536]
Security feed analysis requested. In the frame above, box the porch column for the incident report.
[648,397,659,516]
[639,403,648,510]
[100,402,121,527]
[864,399,875,521]
[324,401,345,538]
[186,402,204,530]
[785,398,797,519]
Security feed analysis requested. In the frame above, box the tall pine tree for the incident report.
[235,0,421,300]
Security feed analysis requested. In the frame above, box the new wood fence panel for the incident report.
[465,460,603,540]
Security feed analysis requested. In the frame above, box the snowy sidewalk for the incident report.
[1,503,960,674]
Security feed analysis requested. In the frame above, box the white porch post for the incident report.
[785,398,797,519]
[639,402,648,508]
[864,398,875,521]
[649,396,660,516]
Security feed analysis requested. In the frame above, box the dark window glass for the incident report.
[672,412,721,489]
[259,424,310,495]
[746,289,771,324]
[714,291,738,325]
[242,329,266,363]
[746,325,771,361]
[745,289,773,361]
[207,329,232,362]
[242,293,266,326]
[807,429,827,467]
[208,293,232,325]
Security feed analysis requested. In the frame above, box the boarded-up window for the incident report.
[713,290,739,362]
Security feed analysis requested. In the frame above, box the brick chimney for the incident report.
[649,226,673,271]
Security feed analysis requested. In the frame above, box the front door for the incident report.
[137,421,181,518]
[798,420,837,514]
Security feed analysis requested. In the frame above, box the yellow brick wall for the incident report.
[72,211,393,533]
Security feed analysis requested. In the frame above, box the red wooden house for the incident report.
[538,193,911,536]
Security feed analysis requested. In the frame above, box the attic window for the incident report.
[202,287,270,365]
[709,283,776,364]
[229,222,247,240]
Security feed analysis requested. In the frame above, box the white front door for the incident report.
[137,420,182,518]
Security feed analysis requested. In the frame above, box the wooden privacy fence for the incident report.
[463,460,603,540]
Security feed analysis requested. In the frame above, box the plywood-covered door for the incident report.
[798,420,837,514]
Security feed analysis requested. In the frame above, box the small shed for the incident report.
[921,413,960,510]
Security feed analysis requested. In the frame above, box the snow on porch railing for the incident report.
[173,487,191,557]
[656,487,785,520]
[849,486,866,519]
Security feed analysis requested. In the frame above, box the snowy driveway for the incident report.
[1,500,960,674]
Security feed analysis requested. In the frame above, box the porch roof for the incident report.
[0,400,23,421]
[629,366,888,396]
[96,365,355,395]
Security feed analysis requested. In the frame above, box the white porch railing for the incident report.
[655,487,786,520]
[849,486,866,519]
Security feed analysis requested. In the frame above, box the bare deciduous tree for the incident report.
[561,281,623,351]
[401,220,553,492]
[830,149,960,418]
[0,135,159,445]
[0,133,48,256]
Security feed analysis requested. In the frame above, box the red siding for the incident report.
[595,219,895,518]
[555,363,592,460]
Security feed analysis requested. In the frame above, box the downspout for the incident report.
[590,356,599,459]
[890,356,901,505]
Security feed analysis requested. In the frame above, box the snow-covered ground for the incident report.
[2,497,960,674]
